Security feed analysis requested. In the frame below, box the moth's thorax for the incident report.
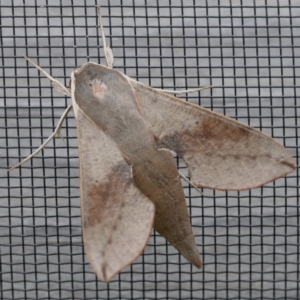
[72,62,155,159]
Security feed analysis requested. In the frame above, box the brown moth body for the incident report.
[69,62,295,281]
[71,63,202,278]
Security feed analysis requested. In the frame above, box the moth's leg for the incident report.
[97,5,114,69]
[155,85,213,95]
[23,55,71,97]
[23,56,70,140]
[8,105,73,171]
[178,171,203,195]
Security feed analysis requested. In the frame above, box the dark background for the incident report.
[1,0,299,299]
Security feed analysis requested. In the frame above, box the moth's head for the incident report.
[71,62,127,99]
[70,63,116,99]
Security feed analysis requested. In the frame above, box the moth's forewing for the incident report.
[130,81,296,191]
[70,71,155,282]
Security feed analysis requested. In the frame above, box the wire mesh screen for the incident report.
[1,0,299,299]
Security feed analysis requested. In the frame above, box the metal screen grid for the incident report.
[1,0,299,299]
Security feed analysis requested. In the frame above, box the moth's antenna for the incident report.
[97,5,114,68]
[23,55,71,97]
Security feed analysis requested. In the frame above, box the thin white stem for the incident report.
[8,105,73,171]
[178,171,203,195]
[157,85,214,95]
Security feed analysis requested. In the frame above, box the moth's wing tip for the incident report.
[88,263,115,283]
[265,152,297,185]
[184,249,202,269]
[175,237,202,269]
[255,149,297,188]
[189,148,297,192]
[284,152,297,171]
[96,267,117,283]
[192,256,202,269]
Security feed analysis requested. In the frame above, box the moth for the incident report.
[8,6,296,282]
